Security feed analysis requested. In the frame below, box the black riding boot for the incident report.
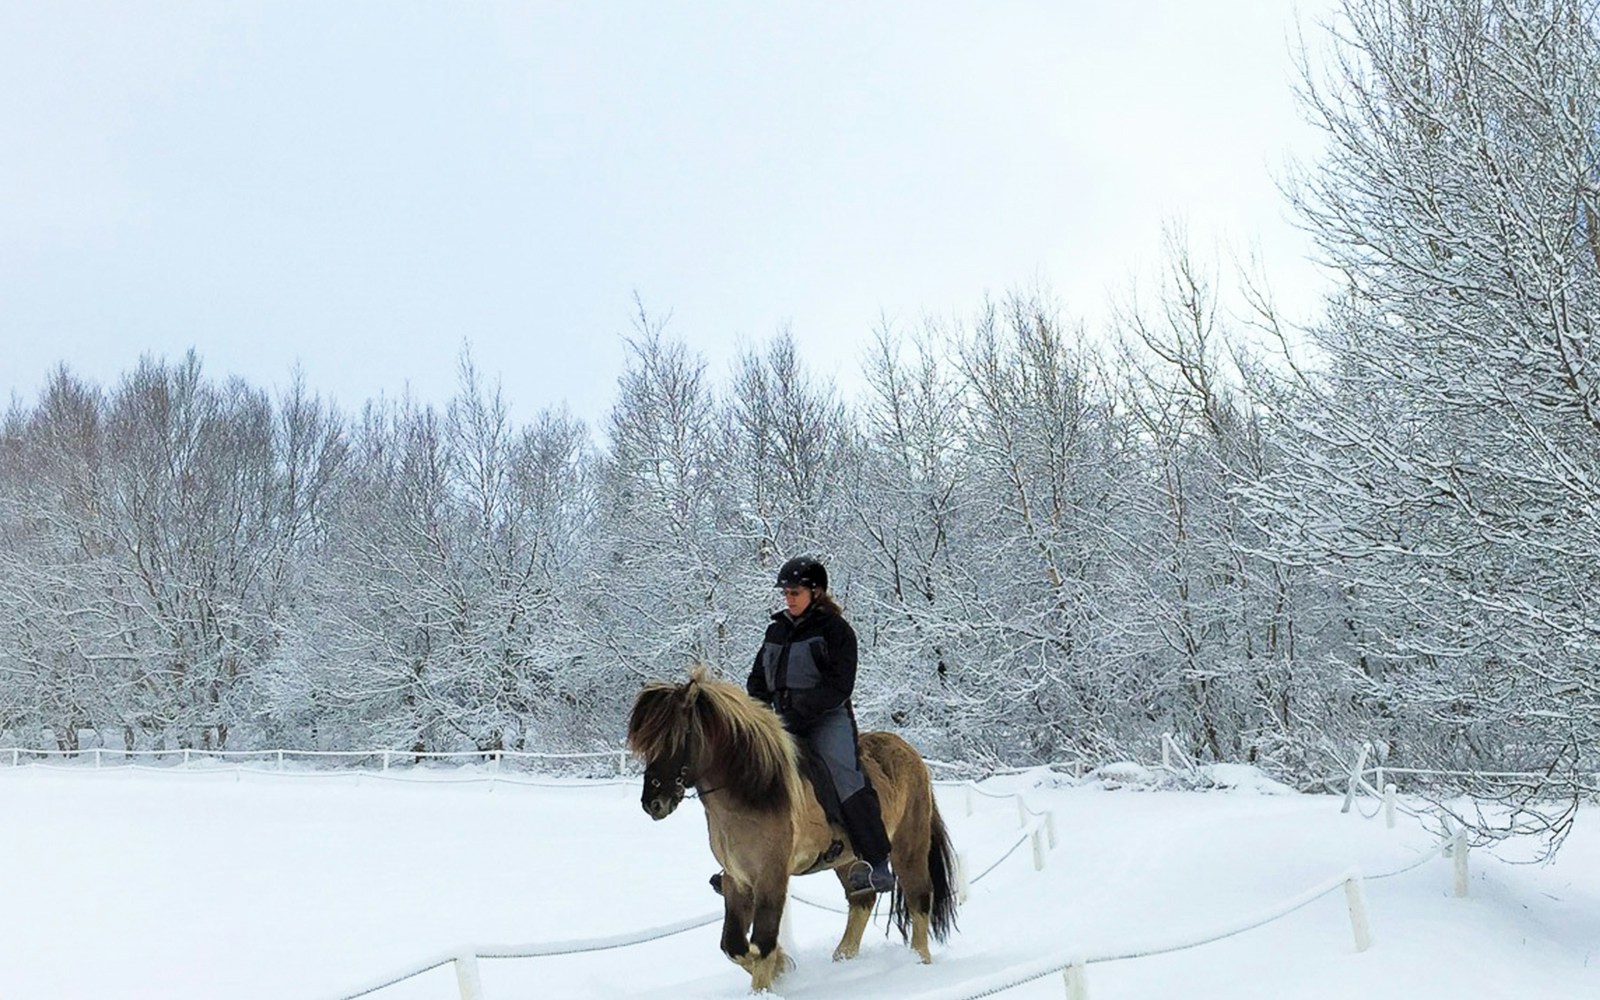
[839,786,895,893]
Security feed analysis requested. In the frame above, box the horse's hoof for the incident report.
[749,960,779,991]
[832,944,858,962]
[744,943,790,992]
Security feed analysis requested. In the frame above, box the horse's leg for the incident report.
[892,783,936,963]
[746,880,791,992]
[718,877,756,972]
[830,871,875,961]
[897,853,935,963]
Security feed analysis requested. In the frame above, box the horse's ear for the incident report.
[684,664,709,708]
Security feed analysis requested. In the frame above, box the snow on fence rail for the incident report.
[894,866,1387,1000]
[334,910,726,1000]
[1338,742,1476,899]
[0,745,635,779]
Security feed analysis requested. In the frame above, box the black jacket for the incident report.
[747,606,858,732]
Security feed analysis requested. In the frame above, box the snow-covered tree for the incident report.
[1264,0,1600,843]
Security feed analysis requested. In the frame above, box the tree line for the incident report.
[1,0,1596,847]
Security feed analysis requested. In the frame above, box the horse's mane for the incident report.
[627,665,799,812]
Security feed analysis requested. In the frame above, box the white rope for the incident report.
[0,760,639,789]
[331,910,722,1000]
[0,746,624,762]
[890,845,1446,1000]
[966,824,1040,885]
[1375,765,1575,780]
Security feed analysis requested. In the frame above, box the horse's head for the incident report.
[640,745,693,820]
[626,673,706,821]
[627,665,797,820]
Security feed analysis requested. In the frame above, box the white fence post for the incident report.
[1343,877,1373,952]
[1383,784,1397,829]
[1031,828,1047,871]
[382,750,391,771]
[1045,810,1058,850]
[277,750,284,771]
[1453,830,1469,897]
[955,854,970,904]
[94,748,102,768]
[1015,795,1028,829]
[1064,960,1090,1000]
[1340,743,1370,814]
[1161,732,1173,770]
[454,954,486,1000]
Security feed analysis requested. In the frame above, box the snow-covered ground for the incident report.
[0,761,1595,999]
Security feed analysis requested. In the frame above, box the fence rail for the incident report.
[0,744,635,780]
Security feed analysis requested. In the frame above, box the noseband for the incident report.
[651,761,720,801]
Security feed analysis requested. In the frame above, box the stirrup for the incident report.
[845,859,895,894]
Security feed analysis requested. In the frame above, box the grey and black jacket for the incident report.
[746,606,858,734]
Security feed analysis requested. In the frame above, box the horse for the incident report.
[626,665,958,992]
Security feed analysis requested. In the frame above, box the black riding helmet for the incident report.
[775,556,827,592]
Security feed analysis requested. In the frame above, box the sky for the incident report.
[1,761,1594,998]
[0,2,1338,433]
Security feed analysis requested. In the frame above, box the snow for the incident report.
[0,763,1595,999]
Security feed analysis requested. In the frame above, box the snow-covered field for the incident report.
[0,762,1595,999]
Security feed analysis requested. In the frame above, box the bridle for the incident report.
[650,760,720,802]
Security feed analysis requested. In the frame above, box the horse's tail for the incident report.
[923,798,959,942]
[889,794,959,944]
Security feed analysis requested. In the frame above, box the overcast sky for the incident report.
[1,1,1336,431]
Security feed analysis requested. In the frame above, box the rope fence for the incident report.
[334,909,726,1000]
[0,745,639,788]
[0,744,629,767]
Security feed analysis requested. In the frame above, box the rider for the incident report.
[747,556,895,894]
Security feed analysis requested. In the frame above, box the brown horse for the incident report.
[626,665,958,992]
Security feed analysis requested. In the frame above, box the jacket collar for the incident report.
[772,606,821,627]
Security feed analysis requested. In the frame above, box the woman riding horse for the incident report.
[748,556,894,894]
[627,665,958,991]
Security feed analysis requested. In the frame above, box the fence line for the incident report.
[1,745,626,764]
[334,910,724,1000]
[0,745,637,786]
[890,865,1391,1000]
[0,757,640,790]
